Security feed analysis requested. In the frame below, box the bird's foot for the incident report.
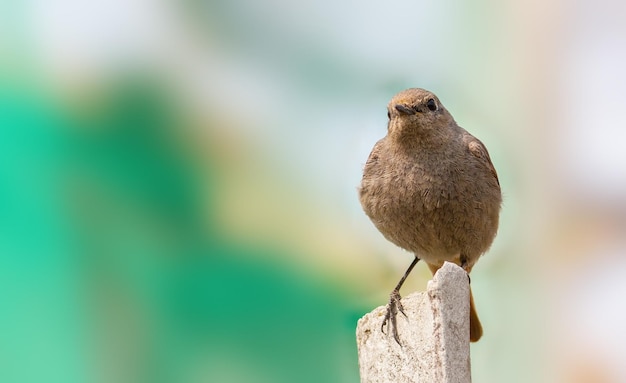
[460,255,471,283]
[381,289,406,345]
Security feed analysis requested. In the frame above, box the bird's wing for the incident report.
[363,139,384,169]
[464,133,500,187]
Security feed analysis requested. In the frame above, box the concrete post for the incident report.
[356,262,471,383]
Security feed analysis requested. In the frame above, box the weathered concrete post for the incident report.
[356,262,472,383]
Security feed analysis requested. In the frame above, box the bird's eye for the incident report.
[387,110,391,119]
[427,98,437,111]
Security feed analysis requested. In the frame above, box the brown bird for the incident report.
[359,88,501,344]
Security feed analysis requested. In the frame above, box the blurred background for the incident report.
[1,0,626,382]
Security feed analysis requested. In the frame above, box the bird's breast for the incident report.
[360,150,498,259]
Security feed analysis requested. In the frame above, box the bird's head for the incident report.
[386,88,455,144]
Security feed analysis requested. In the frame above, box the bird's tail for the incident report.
[469,287,483,342]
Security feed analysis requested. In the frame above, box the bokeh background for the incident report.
[1,1,626,382]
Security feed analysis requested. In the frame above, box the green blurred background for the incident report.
[2,1,626,382]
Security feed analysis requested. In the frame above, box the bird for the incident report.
[359,88,501,344]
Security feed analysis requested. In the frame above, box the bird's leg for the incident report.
[381,257,420,345]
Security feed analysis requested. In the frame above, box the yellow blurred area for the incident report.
[1,1,626,382]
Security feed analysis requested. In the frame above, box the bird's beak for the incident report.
[395,104,416,115]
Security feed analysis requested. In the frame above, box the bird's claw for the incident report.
[381,289,406,345]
